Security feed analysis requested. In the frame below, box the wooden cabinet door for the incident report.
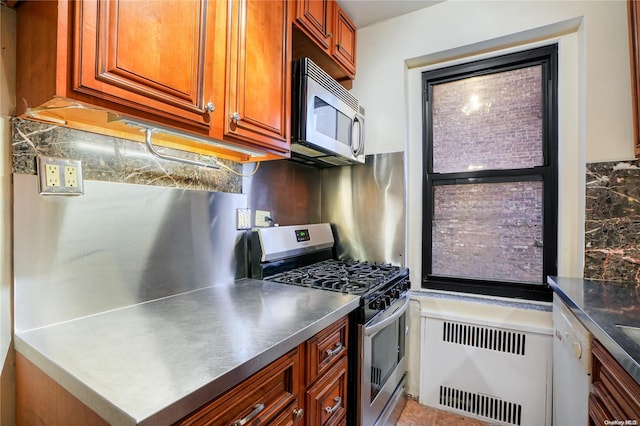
[74,0,218,129]
[225,0,290,153]
[295,0,332,50]
[292,0,356,83]
[332,4,356,78]
[305,357,348,426]
[589,339,640,423]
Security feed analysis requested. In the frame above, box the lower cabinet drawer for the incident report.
[306,316,348,383]
[305,356,348,426]
[175,348,300,425]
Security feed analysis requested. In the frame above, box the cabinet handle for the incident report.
[293,408,304,421]
[325,342,343,358]
[324,396,342,414]
[231,403,265,426]
[204,102,215,113]
[230,112,241,122]
[327,32,333,38]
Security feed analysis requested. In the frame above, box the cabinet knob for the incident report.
[293,408,304,420]
[230,112,241,122]
[204,102,215,113]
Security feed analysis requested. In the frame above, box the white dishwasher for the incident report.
[552,293,592,425]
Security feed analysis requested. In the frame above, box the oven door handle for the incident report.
[364,297,409,337]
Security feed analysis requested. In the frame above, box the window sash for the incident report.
[421,45,558,301]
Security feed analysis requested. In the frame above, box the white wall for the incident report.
[353,0,633,285]
[0,5,15,425]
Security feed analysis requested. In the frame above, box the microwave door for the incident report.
[305,79,360,161]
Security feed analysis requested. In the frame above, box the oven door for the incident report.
[359,296,408,426]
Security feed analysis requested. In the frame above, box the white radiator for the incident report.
[419,307,552,426]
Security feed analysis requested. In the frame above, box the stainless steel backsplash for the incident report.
[14,174,248,332]
[14,152,406,332]
[321,152,406,266]
[244,159,322,226]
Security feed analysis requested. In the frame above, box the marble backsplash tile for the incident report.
[585,161,640,283]
[12,118,242,193]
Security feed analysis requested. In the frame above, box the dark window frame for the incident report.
[421,45,558,302]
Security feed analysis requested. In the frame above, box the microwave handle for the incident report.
[352,114,365,157]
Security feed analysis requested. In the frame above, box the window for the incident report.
[422,45,557,301]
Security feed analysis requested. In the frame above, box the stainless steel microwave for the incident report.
[291,57,365,167]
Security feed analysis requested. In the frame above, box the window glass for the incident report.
[314,97,336,138]
[432,66,544,173]
[432,181,543,284]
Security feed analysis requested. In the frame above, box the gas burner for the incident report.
[264,258,404,296]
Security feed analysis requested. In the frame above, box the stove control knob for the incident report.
[376,299,387,310]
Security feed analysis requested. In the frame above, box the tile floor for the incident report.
[395,399,490,426]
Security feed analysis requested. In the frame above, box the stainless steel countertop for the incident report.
[15,279,360,425]
[548,276,640,383]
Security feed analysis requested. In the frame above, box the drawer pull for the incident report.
[324,396,342,414]
[325,342,343,358]
[231,403,265,426]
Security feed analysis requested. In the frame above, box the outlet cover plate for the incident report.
[236,209,252,230]
[37,156,84,195]
[255,210,272,227]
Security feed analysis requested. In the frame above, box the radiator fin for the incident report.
[442,321,526,355]
[439,385,522,425]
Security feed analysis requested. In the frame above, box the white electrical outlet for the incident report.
[38,156,84,195]
[255,210,272,227]
[45,164,61,187]
[64,165,79,187]
[237,209,252,230]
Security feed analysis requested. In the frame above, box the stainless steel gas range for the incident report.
[251,223,410,426]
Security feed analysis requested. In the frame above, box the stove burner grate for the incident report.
[265,259,402,295]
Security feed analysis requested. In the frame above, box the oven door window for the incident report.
[370,312,406,401]
[313,97,352,145]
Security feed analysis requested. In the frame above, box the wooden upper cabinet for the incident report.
[331,3,356,77]
[293,0,357,82]
[295,0,332,50]
[16,0,289,163]
[628,0,640,158]
[225,0,291,153]
[75,0,217,129]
